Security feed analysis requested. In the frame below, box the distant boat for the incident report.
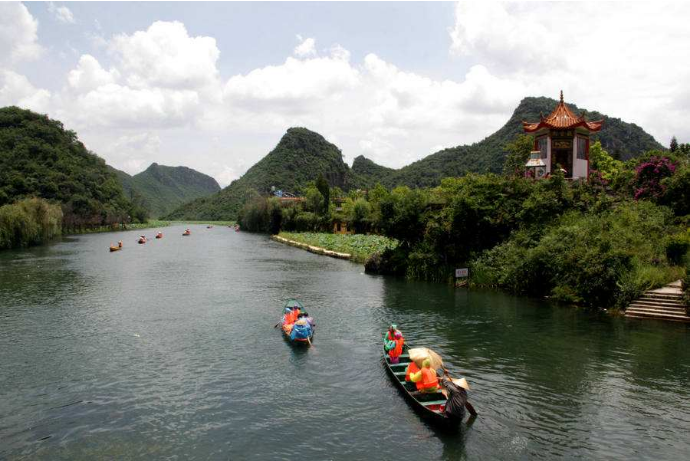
[207,225,213,229]
[109,241,123,252]
[155,232,163,239]
[182,229,191,236]
[138,236,146,244]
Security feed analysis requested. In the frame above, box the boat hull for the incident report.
[383,343,461,429]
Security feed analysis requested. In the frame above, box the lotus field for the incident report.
[278,232,398,263]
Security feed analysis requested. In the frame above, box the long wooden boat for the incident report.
[280,299,314,346]
[182,229,191,236]
[109,246,121,252]
[383,342,462,428]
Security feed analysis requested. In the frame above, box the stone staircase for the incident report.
[625,280,689,323]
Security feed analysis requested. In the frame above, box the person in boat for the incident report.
[297,312,314,327]
[383,324,403,345]
[409,358,440,393]
[385,331,404,364]
[405,360,420,382]
[118,241,123,248]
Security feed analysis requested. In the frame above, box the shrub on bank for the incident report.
[0,198,62,250]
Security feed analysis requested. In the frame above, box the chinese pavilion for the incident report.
[522,91,603,179]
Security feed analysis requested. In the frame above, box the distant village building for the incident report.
[522,91,603,180]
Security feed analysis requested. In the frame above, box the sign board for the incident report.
[455,268,469,278]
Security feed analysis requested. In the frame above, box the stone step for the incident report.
[626,306,687,316]
[626,311,690,323]
[631,299,686,309]
[640,293,683,302]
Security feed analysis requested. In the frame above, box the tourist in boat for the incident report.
[383,324,403,344]
[118,241,123,248]
[409,358,440,393]
[385,331,404,364]
[405,361,420,382]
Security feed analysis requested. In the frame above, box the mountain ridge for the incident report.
[165,96,664,220]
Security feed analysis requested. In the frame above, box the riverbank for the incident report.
[275,232,397,263]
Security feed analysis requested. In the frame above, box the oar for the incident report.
[442,366,478,417]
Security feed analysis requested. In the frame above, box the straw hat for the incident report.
[452,378,470,391]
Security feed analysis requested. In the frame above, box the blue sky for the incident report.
[2,2,689,185]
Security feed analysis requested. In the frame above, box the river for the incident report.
[1,224,688,460]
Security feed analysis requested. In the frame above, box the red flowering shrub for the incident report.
[633,156,677,200]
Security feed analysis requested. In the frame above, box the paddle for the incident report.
[442,366,478,417]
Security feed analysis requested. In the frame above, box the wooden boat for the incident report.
[182,229,191,236]
[155,232,163,239]
[109,245,121,252]
[138,237,146,244]
[207,225,213,229]
[280,299,314,346]
[383,342,463,428]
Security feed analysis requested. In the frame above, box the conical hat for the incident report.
[452,378,470,391]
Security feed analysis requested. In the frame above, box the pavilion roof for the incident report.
[523,91,603,133]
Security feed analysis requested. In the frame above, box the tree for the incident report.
[670,136,679,153]
[267,197,282,234]
[305,186,325,214]
[315,174,330,214]
[589,141,623,182]
[503,134,534,177]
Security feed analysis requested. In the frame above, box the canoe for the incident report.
[280,299,314,346]
[109,246,121,252]
[182,231,191,236]
[138,238,146,244]
[383,342,462,428]
[155,233,163,239]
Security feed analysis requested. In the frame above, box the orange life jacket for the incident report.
[389,338,403,359]
[405,362,420,381]
[416,367,439,391]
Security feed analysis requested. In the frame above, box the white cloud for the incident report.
[449,1,690,146]
[294,35,316,58]
[0,70,51,112]
[109,21,220,91]
[48,3,75,25]
[67,55,119,92]
[0,3,42,64]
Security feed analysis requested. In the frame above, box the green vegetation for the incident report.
[167,97,663,221]
[279,232,397,263]
[359,143,689,311]
[113,163,220,218]
[165,127,365,221]
[0,106,144,234]
[0,198,62,249]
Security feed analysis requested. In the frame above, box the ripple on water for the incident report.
[1,226,689,460]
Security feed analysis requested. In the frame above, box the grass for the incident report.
[278,232,398,263]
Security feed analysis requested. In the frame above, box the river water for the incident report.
[1,224,688,460]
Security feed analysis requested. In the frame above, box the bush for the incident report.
[0,198,63,249]
[665,231,690,265]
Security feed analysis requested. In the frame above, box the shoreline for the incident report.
[270,235,352,260]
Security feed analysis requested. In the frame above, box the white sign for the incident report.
[455,268,469,278]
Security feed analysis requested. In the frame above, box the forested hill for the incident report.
[165,127,362,220]
[351,155,396,186]
[114,163,220,218]
[0,106,138,227]
[373,96,664,188]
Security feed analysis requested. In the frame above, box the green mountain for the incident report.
[113,163,220,218]
[375,96,664,188]
[0,106,137,227]
[165,127,361,220]
[351,155,396,186]
[166,96,664,219]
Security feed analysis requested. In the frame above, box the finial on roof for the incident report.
[560,90,564,103]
